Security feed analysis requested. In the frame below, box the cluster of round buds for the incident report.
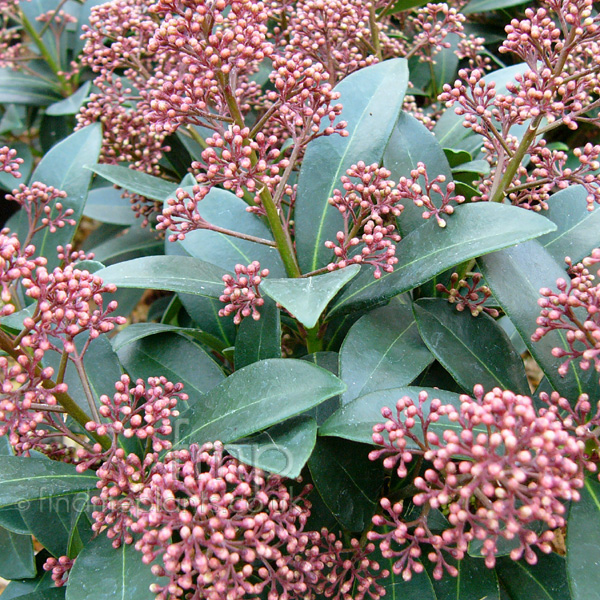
[532,249,600,376]
[6,183,74,235]
[0,231,46,317]
[436,272,499,317]
[43,555,75,587]
[131,441,320,600]
[20,246,126,355]
[219,261,269,324]
[369,386,584,578]
[397,162,465,227]
[0,146,23,178]
[85,375,187,452]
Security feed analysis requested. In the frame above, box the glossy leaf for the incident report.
[88,163,178,202]
[0,527,35,579]
[166,187,286,277]
[413,298,529,394]
[261,264,361,329]
[1,565,54,600]
[96,256,226,298]
[308,437,383,531]
[538,185,600,264]
[328,203,557,317]
[496,552,571,600]
[478,241,600,401]
[0,457,97,509]
[19,500,71,560]
[12,124,102,270]
[384,111,453,234]
[3,589,65,600]
[463,0,529,13]
[225,416,317,478]
[66,534,158,600]
[320,386,462,446]
[295,58,409,272]
[177,293,236,348]
[300,352,341,425]
[89,225,163,265]
[0,68,62,106]
[83,186,139,225]
[339,298,433,405]
[174,359,345,448]
[566,476,600,600]
[112,323,198,352]
[117,331,225,404]
[45,81,91,116]
[375,549,436,600]
[234,298,281,370]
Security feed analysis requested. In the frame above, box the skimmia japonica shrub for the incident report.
[1,0,600,597]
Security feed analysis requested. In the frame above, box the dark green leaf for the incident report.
[174,359,345,448]
[295,58,409,272]
[0,527,35,579]
[117,332,225,404]
[463,0,530,14]
[234,298,281,369]
[539,185,600,264]
[1,565,54,600]
[45,81,91,116]
[413,298,529,394]
[300,352,341,425]
[384,111,453,234]
[88,164,178,201]
[89,225,163,265]
[339,298,433,404]
[20,500,70,559]
[66,534,159,600]
[83,187,139,225]
[112,323,200,352]
[225,416,317,478]
[177,293,236,348]
[497,551,571,600]
[328,203,557,317]
[308,437,382,531]
[386,0,429,13]
[566,476,600,600]
[166,187,286,277]
[4,589,65,600]
[0,457,97,510]
[0,69,62,106]
[96,256,226,297]
[321,386,462,445]
[261,265,361,329]
[12,124,102,270]
[478,241,600,401]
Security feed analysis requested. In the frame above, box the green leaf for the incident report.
[89,225,163,265]
[496,552,571,600]
[463,0,530,14]
[96,256,226,297]
[375,552,437,600]
[261,265,361,329]
[174,359,345,448]
[83,187,139,225]
[295,58,409,272]
[112,323,200,352]
[225,416,317,478]
[0,527,36,579]
[234,298,281,369]
[66,534,159,600]
[0,457,97,509]
[19,500,70,559]
[413,298,529,394]
[117,332,225,404]
[339,298,433,405]
[3,589,65,600]
[567,476,600,600]
[166,187,286,277]
[539,185,600,264]
[300,352,341,425]
[308,437,382,531]
[424,554,501,600]
[320,386,462,446]
[87,164,179,202]
[1,565,54,600]
[12,124,102,270]
[0,69,62,106]
[328,203,557,317]
[46,81,91,116]
[478,241,600,401]
[384,111,453,234]
[386,0,429,13]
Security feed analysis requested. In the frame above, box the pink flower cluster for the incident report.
[219,261,269,324]
[0,146,23,178]
[368,387,583,579]
[436,272,499,317]
[532,248,600,377]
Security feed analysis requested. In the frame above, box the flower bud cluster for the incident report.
[436,272,499,317]
[0,146,23,178]
[532,249,600,377]
[85,375,188,452]
[325,162,404,278]
[368,387,583,579]
[19,245,126,355]
[43,555,75,587]
[219,261,269,324]
[397,162,465,227]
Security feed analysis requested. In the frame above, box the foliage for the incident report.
[1,0,600,598]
